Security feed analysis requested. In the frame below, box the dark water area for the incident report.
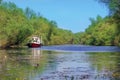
[0,45,120,80]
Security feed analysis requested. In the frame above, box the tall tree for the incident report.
[25,7,36,19]
[0,0,2,4]
[96,0,120,15]
[96,0,120,46]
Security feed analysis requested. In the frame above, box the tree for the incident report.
[0,0,2,4]
[0,0,76,48]
[25,7,36,19]
[96,0,120,15]
[96,0,120,46]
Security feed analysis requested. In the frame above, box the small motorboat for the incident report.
[27,36,42,48]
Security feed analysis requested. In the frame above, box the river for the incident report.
[0,45,120,80]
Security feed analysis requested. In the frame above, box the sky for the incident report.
[4,0,108,33]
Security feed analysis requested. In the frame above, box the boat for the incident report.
[27,36,42,48]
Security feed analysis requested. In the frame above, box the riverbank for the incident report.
[1,45,120,52]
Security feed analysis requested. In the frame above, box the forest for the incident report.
[0,0,120,48]
[78,0,120,46]
[0,0,74,48]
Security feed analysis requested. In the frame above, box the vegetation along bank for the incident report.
[0,0,120,48]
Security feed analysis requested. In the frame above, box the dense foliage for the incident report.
[73,0,120,46]
[96,0,120,35]
[0,1,74,48]
[79,16,119,46]
[0,0,120,48]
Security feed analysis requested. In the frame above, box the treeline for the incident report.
[74,0,120,46]
[0,1,74,48]
[0,0,120,48]
[77,16,119,46]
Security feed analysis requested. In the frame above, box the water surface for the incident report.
[0,45,120,80]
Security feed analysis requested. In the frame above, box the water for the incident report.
[41,45,120,52]
[0,45,120,80]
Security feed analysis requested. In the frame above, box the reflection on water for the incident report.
[34,52,120,80]
[0,48,46,80]
[0,48,120,80]
[30,48,42,66]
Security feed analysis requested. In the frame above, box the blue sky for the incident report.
[4,0,108,33]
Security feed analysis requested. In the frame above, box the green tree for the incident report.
[0,0,76,48]
[0,0,2,4]
[24,7,36,19]
[96,0,120,15]
[96,0,120,46]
